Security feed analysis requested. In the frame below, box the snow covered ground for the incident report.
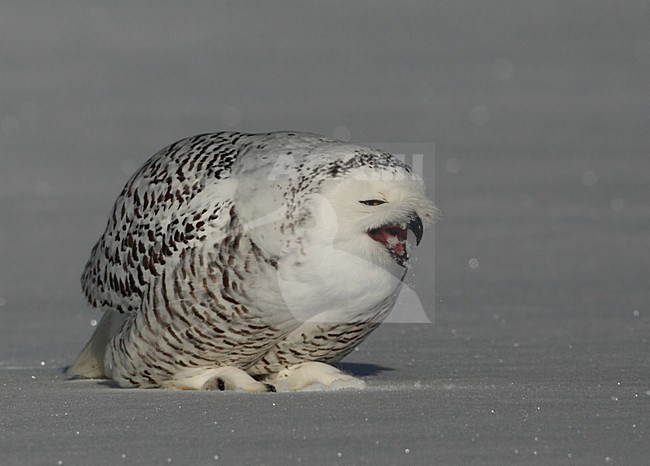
[1,2,649,464]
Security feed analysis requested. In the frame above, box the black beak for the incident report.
[408,214,424,246]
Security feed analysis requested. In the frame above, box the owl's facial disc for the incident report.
[368,214,424,266]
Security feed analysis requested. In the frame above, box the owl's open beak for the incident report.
[368,213,424,266]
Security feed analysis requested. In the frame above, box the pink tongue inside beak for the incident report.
[368,224,408,256]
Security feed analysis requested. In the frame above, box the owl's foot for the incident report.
[164,366,275,392]
[267,362,366,392]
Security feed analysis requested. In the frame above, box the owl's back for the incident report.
[81,132,249,314]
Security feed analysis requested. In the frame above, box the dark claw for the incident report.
[265,383,276,392]
[216,378,226,391]
[202,376,226,391]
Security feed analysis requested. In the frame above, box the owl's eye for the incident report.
[360,199,387,206]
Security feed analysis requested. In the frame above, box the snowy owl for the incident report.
[68,132,437,391]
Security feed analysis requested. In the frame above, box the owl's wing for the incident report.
[81,132,250,314]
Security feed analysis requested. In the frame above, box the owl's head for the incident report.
[313,161,438,271]
[234,135,438,271]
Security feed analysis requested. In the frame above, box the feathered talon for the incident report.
[266,362,366,392]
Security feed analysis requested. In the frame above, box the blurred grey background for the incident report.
[1,1,649,464]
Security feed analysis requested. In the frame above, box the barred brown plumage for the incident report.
[67,131,437,391]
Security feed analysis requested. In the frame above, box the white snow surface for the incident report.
[1,2,649,465]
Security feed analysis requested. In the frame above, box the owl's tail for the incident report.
[66,311,129,379]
